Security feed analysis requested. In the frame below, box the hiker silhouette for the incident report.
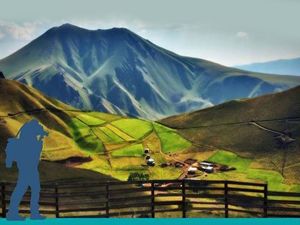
[5,119,48,220]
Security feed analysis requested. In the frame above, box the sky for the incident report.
[0,0,299,66]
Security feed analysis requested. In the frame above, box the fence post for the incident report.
[151,181,155,218]
[1,183,6,218]
[181,180,186,218]
[55,184,59,218]
[263,183,268,218]
[224,181,228,218]
[105,183,109,218]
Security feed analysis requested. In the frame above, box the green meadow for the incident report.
[207,150,300,191]
[153,123,192,153]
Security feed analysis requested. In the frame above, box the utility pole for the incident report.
[275,131,295,176]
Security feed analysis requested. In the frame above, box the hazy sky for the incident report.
[0,0,299,66]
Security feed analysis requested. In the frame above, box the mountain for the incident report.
[1,24,300,119]
[160,85,300,185]
[236,57,300,76]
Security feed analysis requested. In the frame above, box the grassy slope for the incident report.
[0,79,192,181]
[0,79,115,182]
[153,123,192,153]
[111,119,153,139]
[111,144,144,157]
[206,150,299,191]
[160,86,300,186]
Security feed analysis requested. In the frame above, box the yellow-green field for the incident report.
[64,112,192,180]
[206,150,300,192]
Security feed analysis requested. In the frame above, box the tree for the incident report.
[0,71,5,79]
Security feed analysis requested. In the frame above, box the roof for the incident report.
[201,165,213,170]
[188,167,198,172]
[200,161,213,166]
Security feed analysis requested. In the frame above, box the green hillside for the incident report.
[0,79,192,181]
[160,86,300,190]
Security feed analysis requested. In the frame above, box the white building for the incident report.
[147,158,155,166]
[187,166,198,174]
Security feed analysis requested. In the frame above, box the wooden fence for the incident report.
[0,179,300,218]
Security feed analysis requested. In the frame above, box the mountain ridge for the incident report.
[236,57,300,76]
[1,24,300,119]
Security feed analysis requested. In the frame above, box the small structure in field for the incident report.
[187,166,198,174]
[147,158,155,166]
[184,158,197,165]
[174,162,184,168]
[160,162,171,168]
[144,148,150,154]
[145,155,151,160]
[200,161,214,173]
[200,161,214,166]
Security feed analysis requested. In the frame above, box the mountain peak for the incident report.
[43,23,140,42]
[60,23,78,28]
[51,23,133,34]
[49,23,89,32]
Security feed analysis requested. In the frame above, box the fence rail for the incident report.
[0,179,299,218]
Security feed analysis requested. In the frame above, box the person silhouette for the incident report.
[5,119,48,220]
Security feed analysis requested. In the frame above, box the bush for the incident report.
[127,172,149,182]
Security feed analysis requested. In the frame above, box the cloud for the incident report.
[236,31,249,39]
[0,31,5,40]
[0,21,40,41]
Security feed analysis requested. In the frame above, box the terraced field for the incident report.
[64,112,192,180]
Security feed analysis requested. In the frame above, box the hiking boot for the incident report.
[6,212,26,221]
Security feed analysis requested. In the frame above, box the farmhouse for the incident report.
[200,161,214,167]
[187,166,198,174]
[200,161,214,173]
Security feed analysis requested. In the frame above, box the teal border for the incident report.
[0,219,299,225]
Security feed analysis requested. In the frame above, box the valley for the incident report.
[0,78,299,192]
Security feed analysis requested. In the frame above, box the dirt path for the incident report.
[0,107,87,118]
[171,117,300,129]
[248,121,284,135]
[151,124,191,180]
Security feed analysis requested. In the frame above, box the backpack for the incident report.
[5,137,21,164]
